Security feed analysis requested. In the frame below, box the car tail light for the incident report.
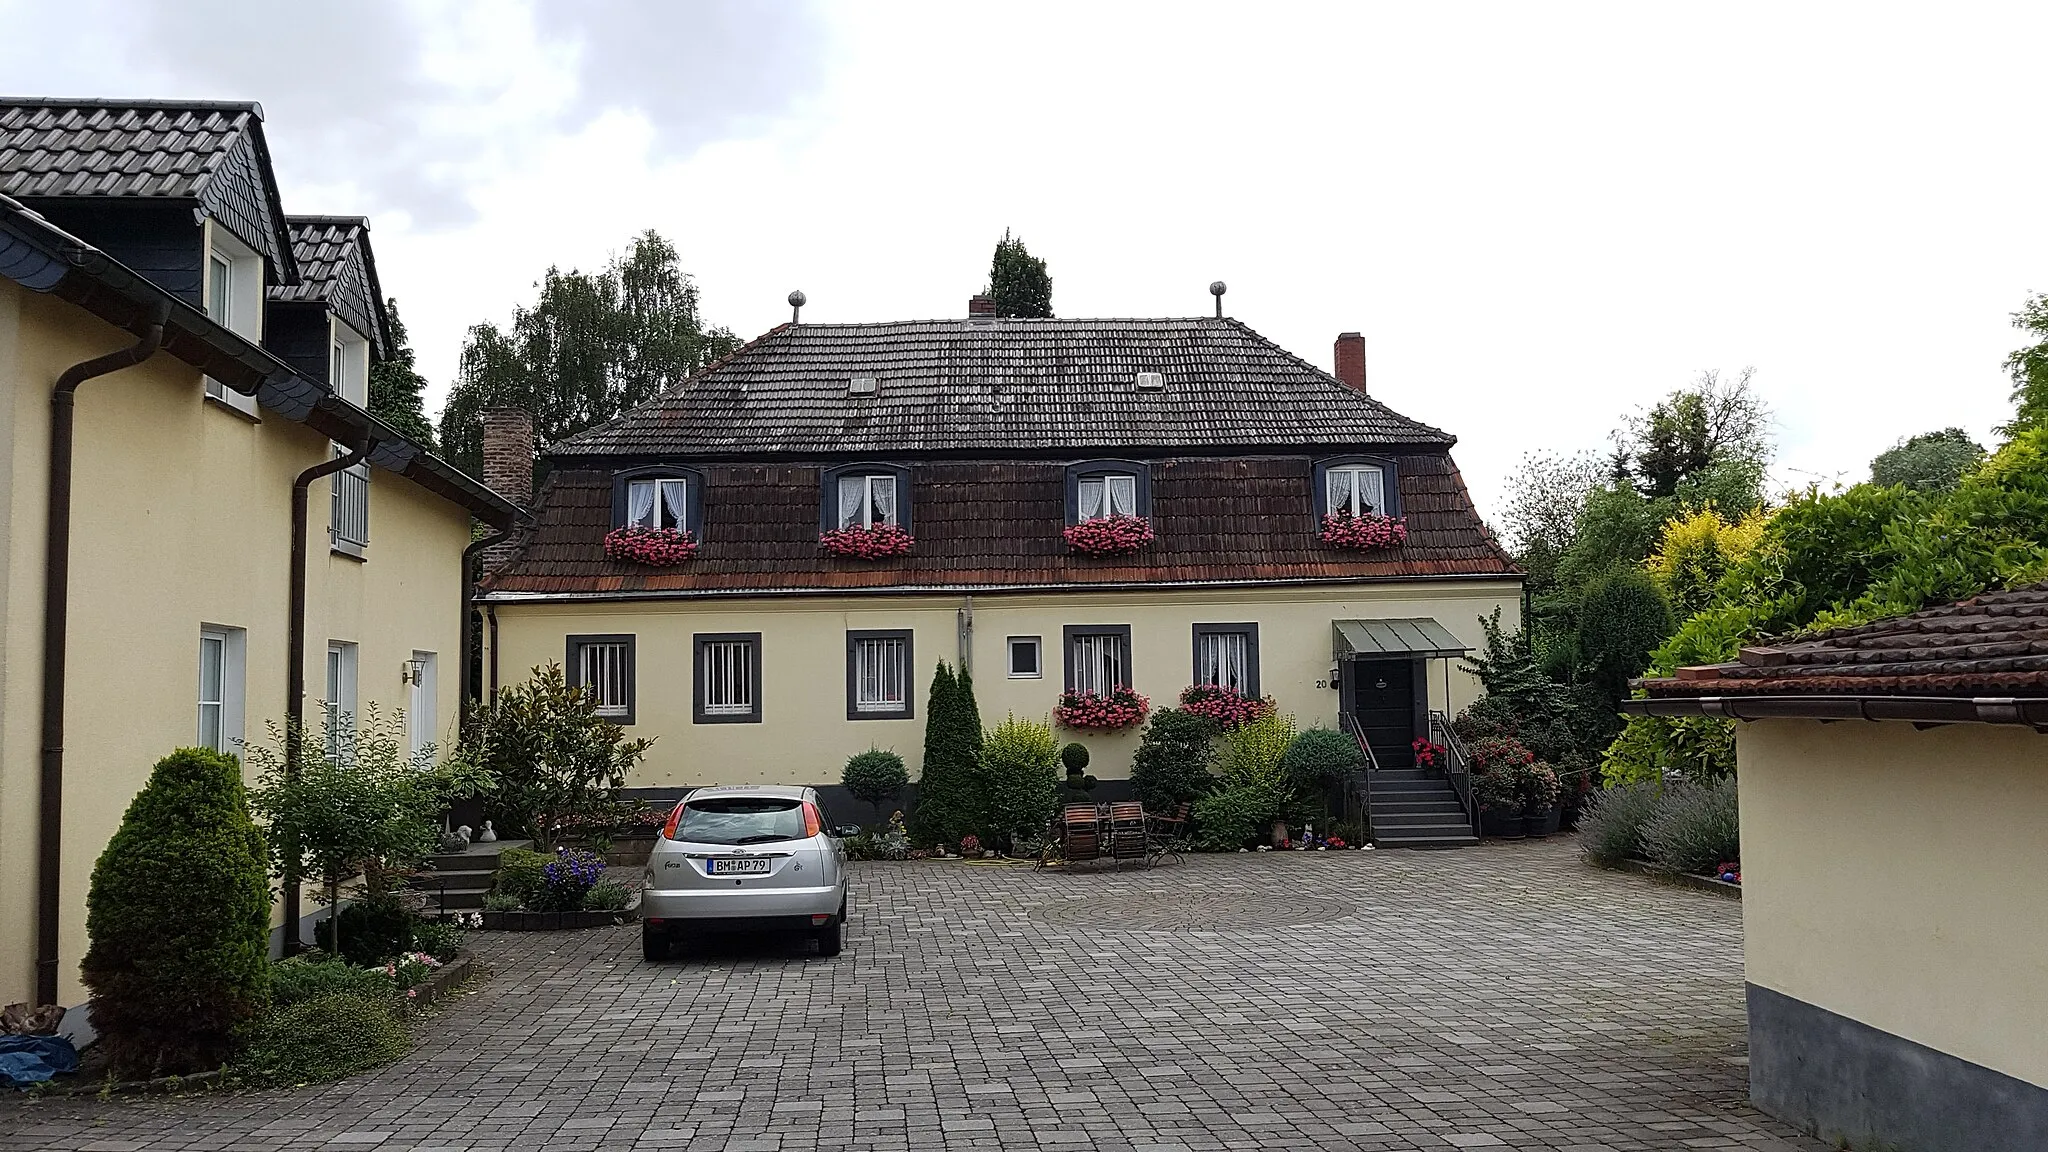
[810,913,831,926]
[661,801,685,841]
[802,801,822,838]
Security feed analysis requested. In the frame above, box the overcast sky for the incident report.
[6,1,2045,520]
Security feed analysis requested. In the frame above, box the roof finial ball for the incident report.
[1209,280,1227,319]
[788,289,806,324]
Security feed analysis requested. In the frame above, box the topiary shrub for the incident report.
[1640,778,1740,874]
[314,892,415,966]
[842,749,909,825]
[270,956,395,1009]
[1277,727,1362,794]
[1128,709,1216,813]
[81,747,271,1077]
[1576,781,1665,864]
[977,715,1061,848]
[493,847,550,906]
[1059,742,1090,774]
[236,993,410,1085]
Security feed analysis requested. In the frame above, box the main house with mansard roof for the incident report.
[478,293,1521,843]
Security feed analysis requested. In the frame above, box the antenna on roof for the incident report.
[1209,280,1227,319]
[788,290,806,324]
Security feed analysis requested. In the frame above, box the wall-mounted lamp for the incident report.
[1328,667,1341,689]
[402,656,428,685]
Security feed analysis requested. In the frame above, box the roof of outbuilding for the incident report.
[551,317,1455,458]
[0,98,297,282]
[1639,582,2048,698]
[269,216,388,354]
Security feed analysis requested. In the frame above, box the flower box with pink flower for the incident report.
[819,522,915,559]
[1053,684,1151,731]
[1178,684,1277,730]
[604,525,699,566]
[1318,512,1407,550]
[1064,515,1154,556]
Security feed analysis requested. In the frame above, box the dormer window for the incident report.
[818,464,914,533]
[329,321,370,406]
[1063,460,1153,525]
[612,467,705,535]
[1312,456,1402,519]
[837,473,898,529]
[203,220,263,414]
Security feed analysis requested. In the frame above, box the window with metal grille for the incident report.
[1193,623,1260,696]
[567,635,636,724]
[331,447,370,555]
[696,633,762,723]
[1064,625,1133,695]
[847,630,913,719]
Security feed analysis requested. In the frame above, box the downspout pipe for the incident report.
[280,432,373,953]
[458,525,511,727]
[36,306,168,1007]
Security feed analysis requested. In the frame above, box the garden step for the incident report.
[1373,812,1477,830]
[424,838,532,873]
[1370,799,1468,816]
[409,867,496,891]
[1369,779,1460,795]
[1372,832,1480,848]
[1370,768,1443,781]
[414,889,488,912]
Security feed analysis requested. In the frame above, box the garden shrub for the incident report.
[314,893,417,966]
[1191,780,1291,850]
[1059,742,1090,774]
[909,661,984,847]
[1129,708,1216,813]
[1277,727,1361,793]
[462,662,652,848]
[533,850,607,912]
[583,880,631,912]
[1576,781,1665,864]
[1472,763,1524,814]
[236,993,410,1085]
[269,956,395,1009]
[409,919,465,961]
[976,715,1061,848]
[1640,778,1741,874]
[81,747,271,1077]
[841,748,909,825]
[1193,713,1298,847]
[494,847,550,905]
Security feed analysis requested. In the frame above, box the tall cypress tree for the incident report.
[909,660,988,848]
[987,229,1052,319]
[908,661,958,846]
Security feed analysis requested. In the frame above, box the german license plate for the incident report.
[708,858,771,876]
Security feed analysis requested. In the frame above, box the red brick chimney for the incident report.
[1334,332,1366,394]
[480,408,534,570]
[968,293,995,318]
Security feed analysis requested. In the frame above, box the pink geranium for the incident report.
[1053,684,1151,730]
[819,523,915,559]
[1064,515,1155,556]
[605,525,699,566]
[1178,684,1277,730]
[1318,511,1407,550]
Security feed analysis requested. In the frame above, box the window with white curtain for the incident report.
[697,633,762,722]
[1325,465,1388,517]
[836,474,899,529]
[197,625,246,754]
[1065,626,1133,695]
[569,635,635,724]
[1076,472,1139,521]
[626,477,691,531]
[1193,623,1260,696]
[847,630,913,718]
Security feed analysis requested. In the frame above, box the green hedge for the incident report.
[236,993,410,1085]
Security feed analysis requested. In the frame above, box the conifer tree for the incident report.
[987,229,1053,319]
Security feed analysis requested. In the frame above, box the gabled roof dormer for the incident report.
[264,216,389,403]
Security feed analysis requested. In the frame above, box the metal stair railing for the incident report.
[1428,710,1480,838]
[1338,711,1384,837]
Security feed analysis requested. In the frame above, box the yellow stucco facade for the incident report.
[484,580,1519,787]
[1738,718,2048,1089]
[0,279,476,1007]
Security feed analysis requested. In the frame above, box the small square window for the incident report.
[1007,636,1042,679]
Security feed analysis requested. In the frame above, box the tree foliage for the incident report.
[367,297,435,446]
[1574,569,1675,713]
[459,663,650,849]
[841,749,909,825]
[2000,290,2048,437]
[976,715,1061,848]
[1870,427,1985,493]
[437,230,739,473]
[82,747,271,1076]
[987,229,1052,319]
[1129,708,1217,812]
[1645,506,1769,620]
[1621,368,1771,500]
[908,661,985,846]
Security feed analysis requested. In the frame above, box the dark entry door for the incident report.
[1350,659,1418,767]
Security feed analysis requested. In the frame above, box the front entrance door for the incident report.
[1350,658,1418,767]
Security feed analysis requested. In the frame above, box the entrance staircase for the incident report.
[1343,711,1479,848]
[407,837,533,915]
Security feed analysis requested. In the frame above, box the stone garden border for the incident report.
[1615,857,1742,899]
[480,908,637,931]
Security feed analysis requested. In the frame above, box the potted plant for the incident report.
[819,523,914,559]
[1316,511,1408,550]
[1522,761,1562,838]
[604,525,699,566]
[1063,515,1154,556]
[1052,685,1151,731]
[1469,735,1536,838]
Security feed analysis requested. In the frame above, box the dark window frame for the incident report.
[819,462,914,533]
[1061,623,1134,692]
[845,628,916,720]
[566,633,637,726]
[1311,455,1402,520]
[1007,635,1043,679]
[1063,459,1153,525]
[693,631,763,724]
[1191,622,1261,697]
[611,465,707,534]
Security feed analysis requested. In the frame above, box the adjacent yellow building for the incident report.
[0,100,516,1012]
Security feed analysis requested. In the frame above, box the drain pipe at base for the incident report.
[279,433,373,953]
[35,307,168,1007]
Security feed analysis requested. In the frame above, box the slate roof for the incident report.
[1640,582,2048,698]
[0,98,297,282]
[269,216,388,355]
[480,453,1516,597]
[551,318,1455,458]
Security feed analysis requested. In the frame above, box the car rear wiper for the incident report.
[732,833,794,844]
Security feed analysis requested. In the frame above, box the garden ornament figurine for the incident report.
[478,820,497,843]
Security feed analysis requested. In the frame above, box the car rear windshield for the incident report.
[678,797,806,845]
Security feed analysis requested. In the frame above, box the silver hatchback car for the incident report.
[641,785,851,961]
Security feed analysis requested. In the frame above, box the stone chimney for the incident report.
[968,293,996,318]
[481,408,534,506]
[1334,332,1366,394]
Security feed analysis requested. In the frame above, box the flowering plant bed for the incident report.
[1412,737,1447,768]
[1317,512,1407,550]
[604,525,699,566]
[820,522,915,559]
[1178,684,1276,730]
[1063,515,1154,556]
[1053,684,1151,730]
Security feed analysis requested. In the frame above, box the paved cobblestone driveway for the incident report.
[3,839,1824,1151]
